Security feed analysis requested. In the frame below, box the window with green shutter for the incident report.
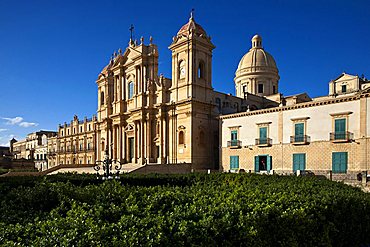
[293,153,306,172]
[259,127,267,144]
[332,152,348,173]
[294,123,304,142]
[230,156,239,170]
[231,130,237,140]
[334,119,346,140]
[230,130,238,146]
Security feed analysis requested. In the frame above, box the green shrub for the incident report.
[0,173,369,246]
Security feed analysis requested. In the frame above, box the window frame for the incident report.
[293,153,306,172]
[258,83,264,94]
[230,155,239,170]
[128,81,134,99]
[332,152,348,173]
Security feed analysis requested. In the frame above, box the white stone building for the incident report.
[220,36,370,178]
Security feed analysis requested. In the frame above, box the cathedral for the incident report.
[49,14,268,171]
[11,13,370,177]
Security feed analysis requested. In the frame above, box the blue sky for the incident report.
[0,0,369,146]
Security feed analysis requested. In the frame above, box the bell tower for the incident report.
[168,12,215,103]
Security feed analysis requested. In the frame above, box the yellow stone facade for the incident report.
[56,115,97,166]
[92,15,263,170]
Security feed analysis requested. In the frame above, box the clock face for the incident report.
[180,67,185,77]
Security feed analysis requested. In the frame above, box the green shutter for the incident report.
[335,119,346,133]
[254,156,260,172]
[230,156,239,170]
[293,153,306,172]
[259,127,267,141]
[295,123,304,137]
[332,152,348,173]
[266,156,272,172]
[341,152,348,173]
[231,130,237,140]
[295,123,304,142]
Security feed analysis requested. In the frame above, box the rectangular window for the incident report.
[258,84,264,94]
[230,156,239,170]
[128,82,134,99]
[334,118,346,139]
[293,153,306,172]
[230,130,238,146]
[341,85,347,93]
[231,130,237,140]
[332,152,348,173]
[294,123,304,142]
[259,127,267,144]
[254,155,272,172]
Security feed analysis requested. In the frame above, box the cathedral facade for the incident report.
[92,15,264,170]
[12,14,369,176]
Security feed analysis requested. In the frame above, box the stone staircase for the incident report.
[46,163,143,175]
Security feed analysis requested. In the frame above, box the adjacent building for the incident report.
[56,115,97,166]
[220,35,370,177]
[11,131,57,170]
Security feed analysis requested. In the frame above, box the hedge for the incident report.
[0,173,369,246]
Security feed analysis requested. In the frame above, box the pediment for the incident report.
[333,73,357,82]
[124,124,135,132]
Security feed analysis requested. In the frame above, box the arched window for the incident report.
[198,61,205,79]
[179,131,185,145]
[179,60,185,79]
[128,81,134,99]
[101,92,105,105]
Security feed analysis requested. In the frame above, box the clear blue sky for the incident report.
[1,0,369,146]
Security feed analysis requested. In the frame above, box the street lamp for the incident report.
[94,146,123,180]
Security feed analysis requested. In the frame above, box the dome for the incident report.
[177,16,207,36]
[237,49,277,71]
[236,35,278,76]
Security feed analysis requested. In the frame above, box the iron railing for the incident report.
[255,138,272,146]
[330,132,353,142]
[227,140,242,147]
[290,135,310,144]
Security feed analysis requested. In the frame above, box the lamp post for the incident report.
[94,145,123,180]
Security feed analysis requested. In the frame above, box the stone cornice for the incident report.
[220,92,370,120]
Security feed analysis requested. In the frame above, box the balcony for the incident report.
[330,132,353,143]
[290,135,310,145]
[227,140,242,148]
[255,138,272,147]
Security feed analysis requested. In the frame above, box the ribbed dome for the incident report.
[236,35,278,75]
[237,49,277,71]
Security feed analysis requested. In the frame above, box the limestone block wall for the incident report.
[221,138,370,174]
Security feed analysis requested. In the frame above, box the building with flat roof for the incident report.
[220,35,370,178]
